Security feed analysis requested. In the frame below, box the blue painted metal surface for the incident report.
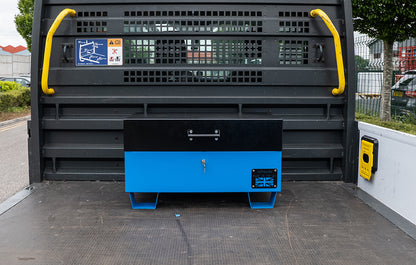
[129,192,159,209]
[125,151,281,209]
[248,192,277,209]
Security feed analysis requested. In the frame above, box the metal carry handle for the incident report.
[310,9,345,96]
[41,8,76,95]
[187,129,220,141]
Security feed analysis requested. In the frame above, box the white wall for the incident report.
[0,54,12,77]
[0,54,31,77]
[358,122,416,225]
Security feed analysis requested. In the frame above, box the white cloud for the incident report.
[0,0,26,47]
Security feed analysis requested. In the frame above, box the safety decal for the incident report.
[76,39,123,66]
[107,39,123,65]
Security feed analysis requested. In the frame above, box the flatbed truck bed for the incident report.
[1,181,415,265]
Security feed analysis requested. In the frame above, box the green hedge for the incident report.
[0,87,31,111]
[356,112,416,135]
[0,81,22,92]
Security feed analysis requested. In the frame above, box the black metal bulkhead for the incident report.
[29,0,356,183]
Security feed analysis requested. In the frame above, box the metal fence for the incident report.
[354,35,416,119]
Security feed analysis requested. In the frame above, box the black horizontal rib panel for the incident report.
[47,69,340,86]
[43,170,124,181]
[42,118,344,130]
[43,144,124,158]
[42,144,343,159]
[41,96,346,105]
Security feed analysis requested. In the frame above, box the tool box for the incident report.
[124,115,282,208]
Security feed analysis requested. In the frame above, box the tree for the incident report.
[14,0,35,52]
[354,55,369,71]
[352,0,416,121]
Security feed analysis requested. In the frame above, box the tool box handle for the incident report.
[310,9,345,96]
[187,129,220,141]
[41,8,76,95]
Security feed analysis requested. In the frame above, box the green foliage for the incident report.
[0,106,30,113]
[352,0,416,121]
[0,81,23,92]
[352,0,416,43]
[354,55,369,71]
[0,87,31,111]
[14,0,35,51]
[356,112,416,135]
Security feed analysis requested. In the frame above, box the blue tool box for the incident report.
[124,115,282,209]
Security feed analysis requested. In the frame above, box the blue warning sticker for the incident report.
[76,39,123,66]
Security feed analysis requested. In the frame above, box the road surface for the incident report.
[0,118,29,203]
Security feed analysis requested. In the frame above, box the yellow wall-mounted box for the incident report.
[360,136,378,180]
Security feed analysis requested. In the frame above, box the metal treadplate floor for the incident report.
[1,182,415,265]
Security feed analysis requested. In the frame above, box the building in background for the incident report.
[394,38,416,75]
[0,45,31,78]
[367,38,416,75]
[367,39,383,70]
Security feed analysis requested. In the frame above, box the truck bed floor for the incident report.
[1,181,415,265]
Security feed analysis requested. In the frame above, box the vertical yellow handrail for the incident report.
[310,9,345,96]
[41,8,76,95]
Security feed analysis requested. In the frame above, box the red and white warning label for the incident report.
[107,39,123,66]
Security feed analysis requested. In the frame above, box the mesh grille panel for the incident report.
[76,11,108,33]
[77,21,107,33]
[123,9,262,33]
[279,21,309,33]
[124,10,263,17]
[124,39,262,65]
[123,70,262,84]
[123,20,263,33]
[278,11,310,33]
[279,40,309,65]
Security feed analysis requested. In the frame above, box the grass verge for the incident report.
[0,107,31,122]
[355,112,416,135]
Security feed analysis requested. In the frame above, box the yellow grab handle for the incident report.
[41,8,76,95]
[310,9,345,96]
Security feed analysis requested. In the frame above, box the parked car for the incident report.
[391,70,416,117]
[0,76,31,87]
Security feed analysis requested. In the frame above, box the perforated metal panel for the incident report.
[29,0,357,183]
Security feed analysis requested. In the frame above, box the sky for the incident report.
[0,0,27,47]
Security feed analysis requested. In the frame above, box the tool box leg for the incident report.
[248,192,277,209]
[129,192,159,209]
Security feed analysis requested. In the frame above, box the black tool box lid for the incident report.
[124,114,282,151]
